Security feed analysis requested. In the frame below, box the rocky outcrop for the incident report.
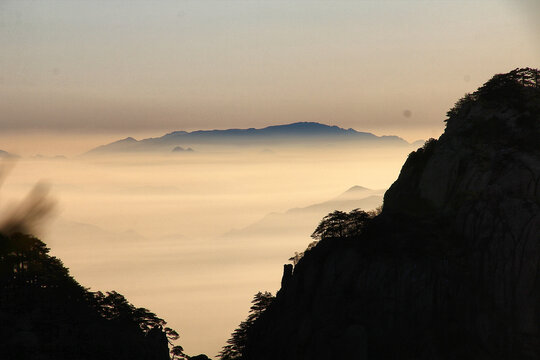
[243,68,540,359]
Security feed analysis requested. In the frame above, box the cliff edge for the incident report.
[242,68,540,360]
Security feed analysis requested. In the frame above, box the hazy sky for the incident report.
[1,0,539,153]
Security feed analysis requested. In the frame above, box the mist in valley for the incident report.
[1,143,412,356]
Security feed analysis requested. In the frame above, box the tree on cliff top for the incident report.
[311,208,374,241]
[289,208,380,266]
[446,67,540,120]
[312,207,381,242]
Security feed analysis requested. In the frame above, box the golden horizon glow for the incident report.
[1,0,539,156]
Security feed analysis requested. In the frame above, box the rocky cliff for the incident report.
[243,68,540,359]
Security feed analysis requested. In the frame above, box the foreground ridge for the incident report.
[0,232,186,360]
[240,68,540,360]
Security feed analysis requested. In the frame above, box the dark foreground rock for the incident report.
[243,68,540,360]
[0,232,180,360]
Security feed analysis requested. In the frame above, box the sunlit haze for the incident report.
[1,0,539,155]
[0,0,538,358]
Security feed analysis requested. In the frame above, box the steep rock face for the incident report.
[244,68,540,359]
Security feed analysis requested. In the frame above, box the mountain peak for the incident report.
[259,122,360,136]
[344,185,371,193]
[84,122,409,155]
[163,122,358,137]
[385,69,540,215]
[243,68,540,359]
[445,67,540,148]
[118,137,137,142]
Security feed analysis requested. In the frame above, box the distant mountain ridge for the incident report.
[224,185,384,239]
[84,122,410,155]
[164,122,359,138]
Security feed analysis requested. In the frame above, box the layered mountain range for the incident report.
[241,68,540,359]
[84,122,410,155]
[225,185,383,240]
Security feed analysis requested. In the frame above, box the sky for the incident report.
[0,0,539,155]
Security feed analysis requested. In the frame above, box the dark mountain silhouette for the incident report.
[236,68,540,359]
[83,122,409,155]
[0,173,203,359]
[0,232,189,360]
